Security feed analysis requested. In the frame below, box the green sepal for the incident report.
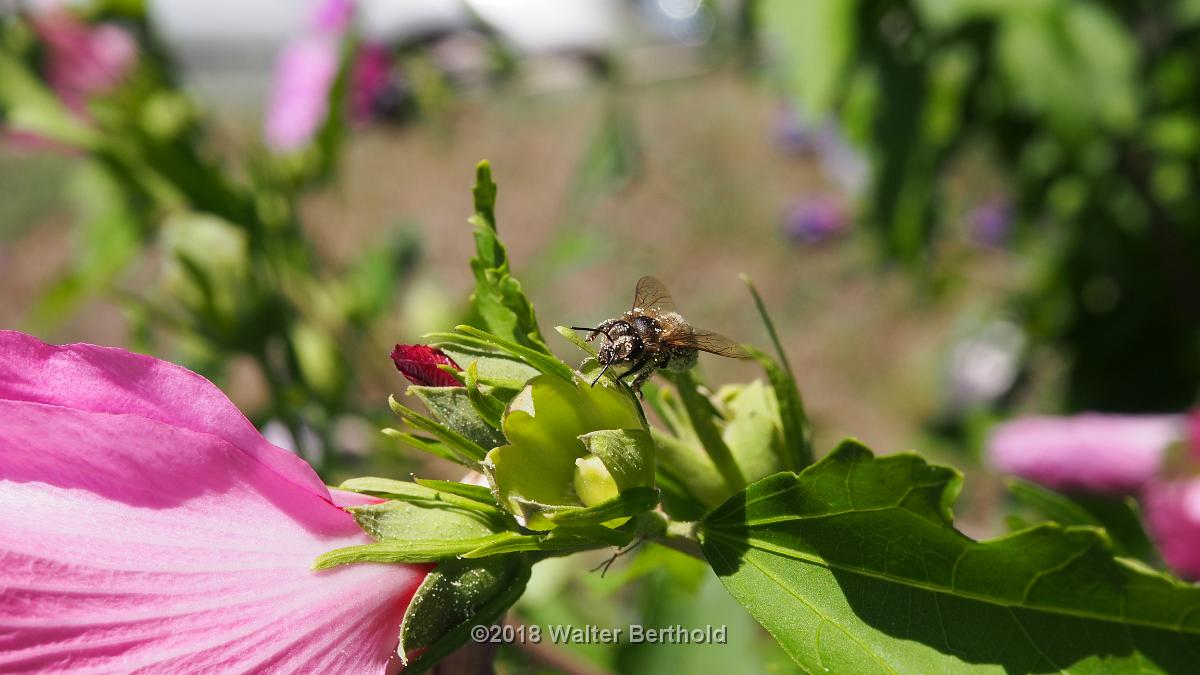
[409,385,505,448]
[543,486,660,527]
[464,362,506,430]
[435,325,574,383]
[347,499,508,543]
[433,364,466,385]
[460,523,635,558]
[398,555,532,673]
[389,395,488,465]
[338,477,507,519]
[312,535,513,568]
[381,430,471,467]
[436,344,540,392]
[554,324,598,357]
[413,478,498,507]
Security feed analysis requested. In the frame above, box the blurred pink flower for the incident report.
[1143,478,1200,579]
[988,414,1181,494]
[311,0,356,35]
[32,9,137,113]
[264,36,341,152]
[352,44,392,124]
[0,331,428,672]
[263,0,369,152]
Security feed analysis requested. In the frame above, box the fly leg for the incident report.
[620,356,654,397]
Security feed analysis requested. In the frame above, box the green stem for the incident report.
[656,520,706,561]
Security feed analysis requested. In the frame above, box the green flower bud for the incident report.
[483,372,652,529]
[574,454,619,507]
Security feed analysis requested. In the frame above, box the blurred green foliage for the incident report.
[0,1,419,475]
[762,0,1200,414]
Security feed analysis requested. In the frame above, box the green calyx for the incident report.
[484,373,655,529]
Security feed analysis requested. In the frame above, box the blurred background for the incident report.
[3,0,1197,672]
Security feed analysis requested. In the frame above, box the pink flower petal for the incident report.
[0,330,327,501]
[264,37,340,153]
[391,345,461,388]
[0,334,430,672]
[988,414,1181,494]
[1143,478,1200,580]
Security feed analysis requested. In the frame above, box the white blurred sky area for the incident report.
[20,0,722,104]
[148,0,633,52]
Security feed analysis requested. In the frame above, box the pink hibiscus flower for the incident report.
[0,331,428,672]
[988,412,1200,579]
[988,414,1181,494]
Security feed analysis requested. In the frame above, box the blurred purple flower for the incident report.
[988,414,1181,494]
[264,37,340,152]
[782,195,850,245]
[31,9,137,113]
[968,198,1013,247]
[772,103,822,155]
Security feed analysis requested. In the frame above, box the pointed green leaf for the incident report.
[741,274,812,469]
[463,362,506,430]
[466,160,549,353]
[700,440,1200,673]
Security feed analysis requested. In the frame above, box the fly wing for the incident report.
[677,328,751,359]
[632,275,676,312]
